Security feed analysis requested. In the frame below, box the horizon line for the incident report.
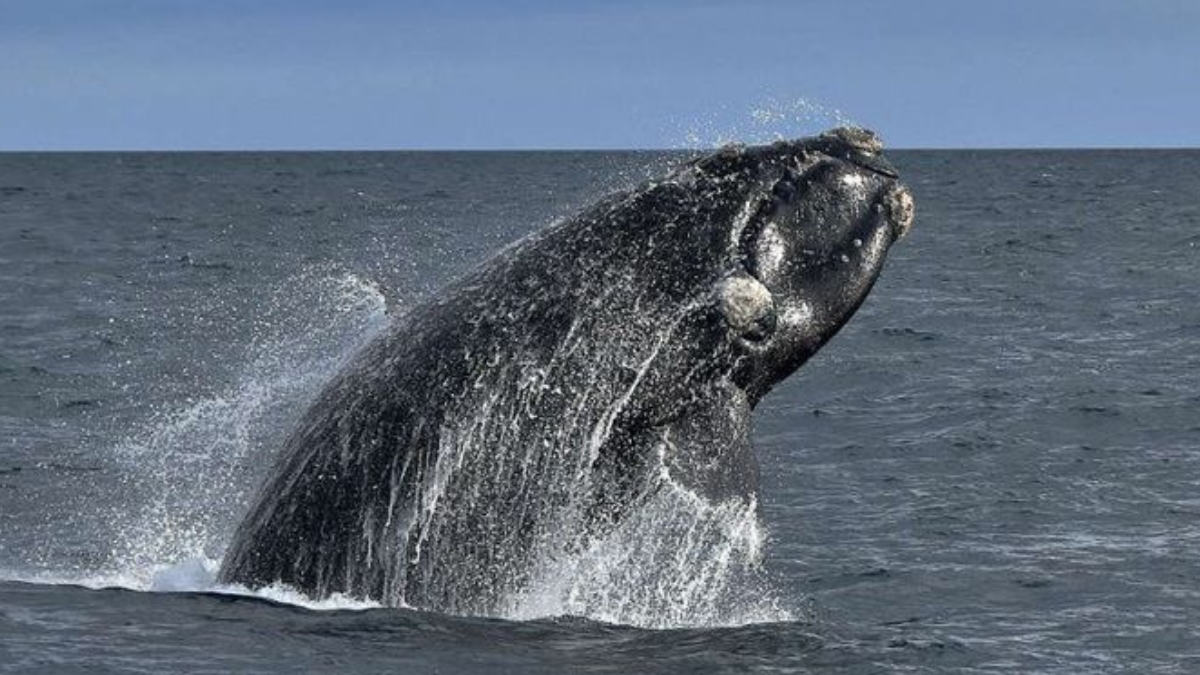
[1,145,1198,154]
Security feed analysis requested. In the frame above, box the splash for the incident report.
[507,486,787,628]
[677,97,855,149]
[221,292,795,627]
[94,270,388,593]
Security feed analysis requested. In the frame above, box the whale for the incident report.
[219,128,914,615]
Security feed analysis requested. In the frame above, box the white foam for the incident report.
[2,558,383,612]
[149,557,215,592]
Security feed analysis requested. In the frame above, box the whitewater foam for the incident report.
[1,559,383,612]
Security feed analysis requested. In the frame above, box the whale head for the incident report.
[694,127,914,402]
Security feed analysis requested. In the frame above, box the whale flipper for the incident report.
[587,380,757,531]
[658,381,758,503]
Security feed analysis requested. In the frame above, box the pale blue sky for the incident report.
[2,0,1197,150]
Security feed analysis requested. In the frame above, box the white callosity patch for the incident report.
[751,225,789,280]
[886,185,916,238]
[717,275,775,335]
[838,173,868,191]
[726,188,765,255]
[821,126,884,154]
[837,172,872,206]
[778,299,815,331]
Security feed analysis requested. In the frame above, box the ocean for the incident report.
[1,149,1197,673]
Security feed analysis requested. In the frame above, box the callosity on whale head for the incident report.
[217,127,913,619]
[692,127,915,402]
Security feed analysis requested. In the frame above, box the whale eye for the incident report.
[771,173,798,201]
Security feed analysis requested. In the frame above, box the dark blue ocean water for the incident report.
[1,150,1198,673]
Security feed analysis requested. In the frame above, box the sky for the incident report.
[2,0,1198,150]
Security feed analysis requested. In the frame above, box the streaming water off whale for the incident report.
[1,150,1198,673]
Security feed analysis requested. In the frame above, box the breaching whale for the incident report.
[219,128,915,616]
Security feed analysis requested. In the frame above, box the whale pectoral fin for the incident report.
[659,381,759,503]
[715,273,776,343]
[584,383,758,536]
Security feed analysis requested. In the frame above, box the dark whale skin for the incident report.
[219,129,914,613]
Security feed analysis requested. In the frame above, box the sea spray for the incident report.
[678,97,855,149]
[102,270,388,588]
